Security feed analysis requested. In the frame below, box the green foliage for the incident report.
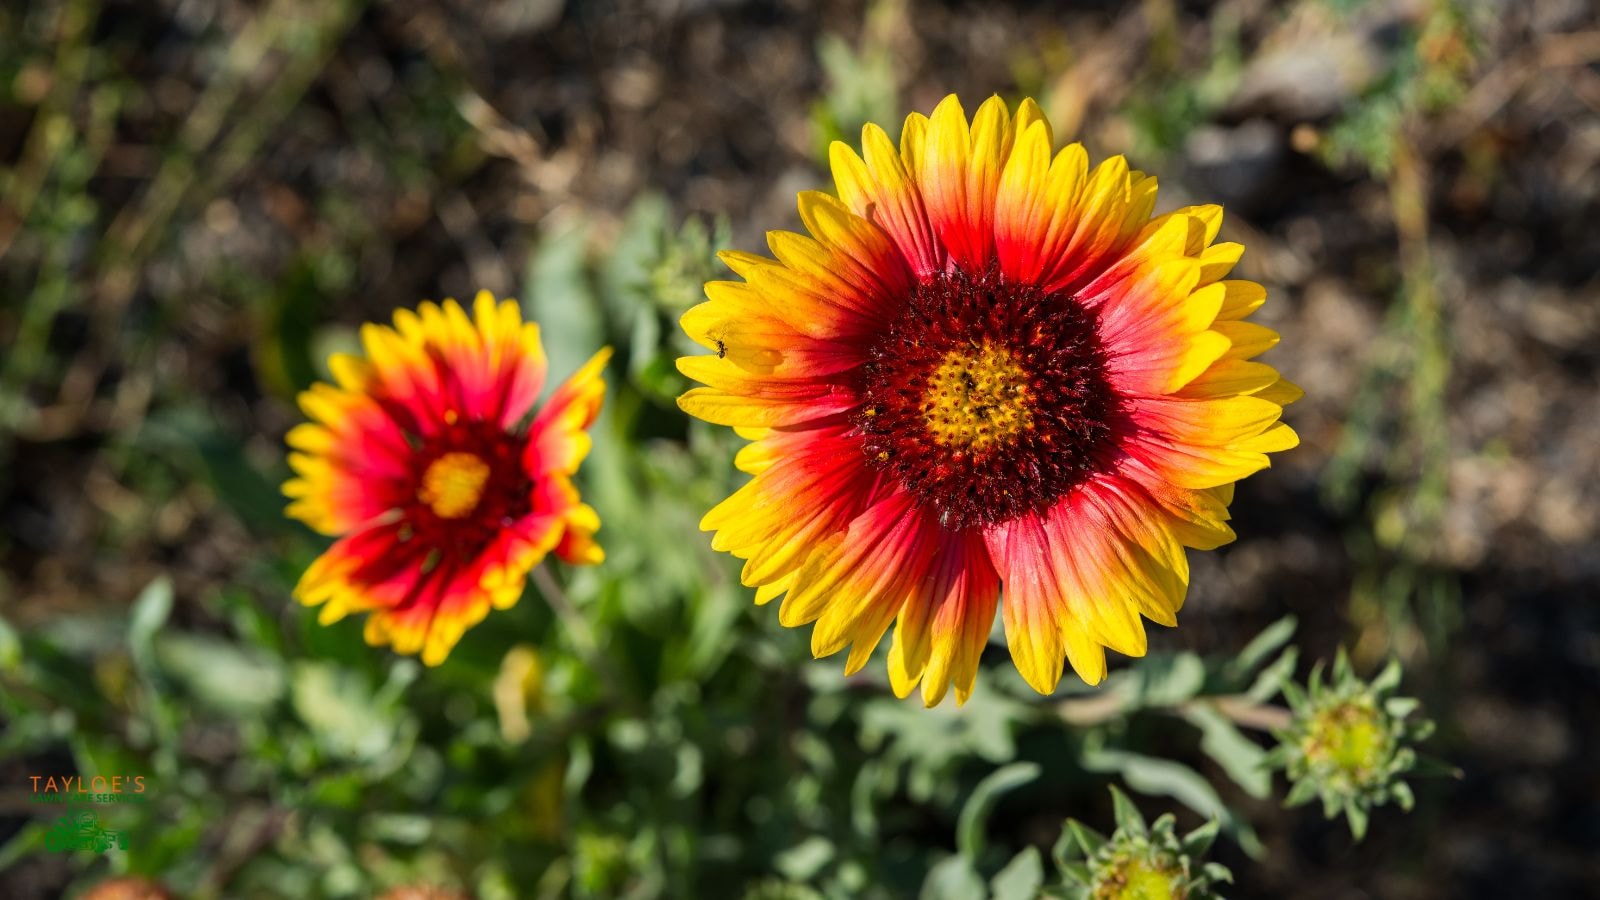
[1117,4,1246,162]
[1317,0,1479,176]
[808,0,904,161]
[0,2,1472,895]
[1314,0,1482,657]
[5,191,1349,897]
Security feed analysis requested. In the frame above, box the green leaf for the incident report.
[1083,744,1262,857]
[1308,660,1327,696]
[990,847,1044,900]
[1056,858,1094,883]
[1332,647,1354,682]
[1135,652,1206,706]
[154,633,286,715]
[1280,678,1309,714]
[195,431,292,535]
[1384,696,1420,719]
[1410,756,1463,779]
[1244,646,1299,703]
[129,576,173,675]
[1316,788,1339,818]
[1185,705,1272,798]
[1182,819,1220,858]
[290,661,400,764]
[526,220,607,394]
[1226,615,1298,683]
[1065,819,1106,860]
[920,854,985,900]
[1283,777,1320,808]
[1344,800,1369,841]
[775,836,834,882]
[1109,784,1147,835]
[0,613,19,673]
[1056,861,1092,889]
[1370,658,1403,694]
[134,405,290,535]
[1392,780,1415,812]
[0,820,48,873]
[1086,749,1224,822]
[957,762,1041,859]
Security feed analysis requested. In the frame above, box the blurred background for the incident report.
[2,0,1598,897]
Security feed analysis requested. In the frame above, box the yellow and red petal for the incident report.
[781,489,935,672]
[830,122,944,277]
[702,423,889,588]
[886,528,1000,707]
[918,95,1011,272]
[985,474,1204,691]
[528,347,612,477]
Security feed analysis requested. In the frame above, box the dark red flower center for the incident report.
[853,266,1118,530]
[400,417,533,559]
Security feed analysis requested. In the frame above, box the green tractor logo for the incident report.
[43,811,128,853]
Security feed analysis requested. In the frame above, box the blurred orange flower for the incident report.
[285,292,609,665]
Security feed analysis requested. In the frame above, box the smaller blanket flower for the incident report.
[285,291,609,665]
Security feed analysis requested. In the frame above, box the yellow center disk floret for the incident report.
[418,451,492,519]
[920,343,1034,452]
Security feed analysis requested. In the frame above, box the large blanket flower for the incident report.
[285,292,608,665]
[678,95,1299,705]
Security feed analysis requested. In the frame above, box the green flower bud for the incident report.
[1268,649,1440,840]
[1053,786,1231,900]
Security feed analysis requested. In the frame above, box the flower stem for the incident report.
[531,565,629,701]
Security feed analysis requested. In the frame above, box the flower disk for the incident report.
[284,292,610,666]
[856,266,1115,530]
[679,94,1301,705]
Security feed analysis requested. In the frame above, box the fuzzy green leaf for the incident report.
[1065,819,1107,859]
[1227,615,1298,682]
[1202,861,1234,884]
[1369,658,1403,694]
[1182,819,1221,858]
[1392,780,1415,812]
[1109,784,1148,835]
[1244,646,1299,704]
[1135,652,1207,706]
[129,575,174,676]
[1283,777,1320,808]
[1345,800,1370,841]
[990,847,1044,900]
[957,762,1041,860]
[1384,696,1421,719]
[920,854,985,900]
[1186,705,1272,799]
[1280,679,1310,715]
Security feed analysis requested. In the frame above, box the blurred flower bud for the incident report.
[81,878,173,900]
[494,644,546,744]
[375,886,470,900]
